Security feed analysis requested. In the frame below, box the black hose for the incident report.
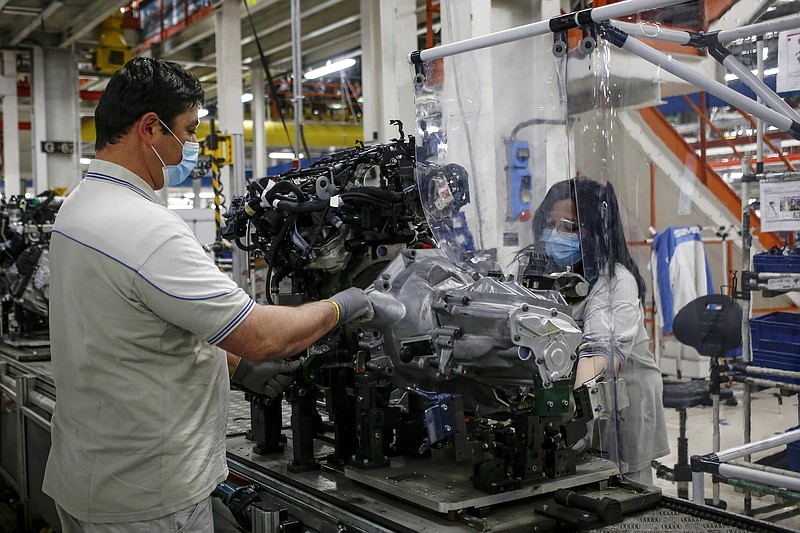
[345,187,403,202]
[338,194,392,207]
[232,218,259,252]
[263,180,306,203]
[272,199,330,213]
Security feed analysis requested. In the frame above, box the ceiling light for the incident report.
[198,108,210,118]
[726,67,780,82]
[241,93,254,103]
[269,152,304,160]
[304,58,356,80]
[79,158,92,165]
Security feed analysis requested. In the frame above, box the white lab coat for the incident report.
[571,263,670,479]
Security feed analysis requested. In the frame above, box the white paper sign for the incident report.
[767,276,800,291]
[777,29,800,93]
[760,180,800,232]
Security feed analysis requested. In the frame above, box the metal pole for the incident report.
[411,0,685,63]
[612,14,800,48]
[718,13,800,43]
[741,171,752,518]
[291,0,303,162]
[712,392,720,505]
[722,54,800,123]
[719,463,800,493]
[251,63,267,181]
[721,236,728,295]
[716,429,800,463]
[692,471,705,505]
[2,50,21,197]
[616,35,796,136]
[215,0,247,291]
[730,459,800,480]
[611,20,691,44]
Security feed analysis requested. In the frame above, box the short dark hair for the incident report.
[532,177,646,301]
[94,57,204,151]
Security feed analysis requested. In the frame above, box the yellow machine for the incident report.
[94,13,133,75]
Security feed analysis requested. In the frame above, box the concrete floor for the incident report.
[653,383,800,531]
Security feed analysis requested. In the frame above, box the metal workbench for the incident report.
[2,348,797,533]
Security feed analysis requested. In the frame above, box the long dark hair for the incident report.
[532,177,646,301]
[94,57,204,151]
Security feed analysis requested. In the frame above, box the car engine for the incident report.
[221,123,597,499]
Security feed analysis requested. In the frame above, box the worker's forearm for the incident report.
[219,300,338,362]
[573,354,621,388]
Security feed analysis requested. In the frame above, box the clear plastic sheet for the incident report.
[410,4,692,482]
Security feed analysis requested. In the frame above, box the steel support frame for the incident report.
[691,429,800,506]
[408,0,800,139]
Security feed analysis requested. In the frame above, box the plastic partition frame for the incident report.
[691,429,800,505]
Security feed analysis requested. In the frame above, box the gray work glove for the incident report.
[326,287,374,325]
[231,358,302,398]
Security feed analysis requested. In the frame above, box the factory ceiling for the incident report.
[0,0,431,102]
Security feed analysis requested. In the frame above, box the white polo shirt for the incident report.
[43,160,254,522]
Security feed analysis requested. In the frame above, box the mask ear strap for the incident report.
[158,118,183,145]
[151,145,167,166]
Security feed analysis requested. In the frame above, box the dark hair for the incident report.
[94,57,204,151]
[532,177,646,301]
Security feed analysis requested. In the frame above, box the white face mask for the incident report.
[151,118,200,187]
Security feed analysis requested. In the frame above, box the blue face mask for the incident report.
[151,119,200,187]
[543,229,582,266]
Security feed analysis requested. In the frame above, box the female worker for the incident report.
[531,176,669,486]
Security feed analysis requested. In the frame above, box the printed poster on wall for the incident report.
[760,180,800,232]
[777,29,800,93]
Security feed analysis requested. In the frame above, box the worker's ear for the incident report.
[136,112,161,144]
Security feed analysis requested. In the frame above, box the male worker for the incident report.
[43,57,371,532]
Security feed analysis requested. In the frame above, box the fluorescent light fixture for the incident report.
[269,152,304,160]
[725,67,780,81]
[304,58,356,80]
[79,157,92,165]
[167,198,193,210]
[241,93,254,103]
[198,108,210,118]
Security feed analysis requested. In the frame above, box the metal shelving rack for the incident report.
[691,204,800,515]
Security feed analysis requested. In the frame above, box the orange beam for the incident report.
[688,132,790,151]
[682,94,743,160]
[709,153,800,170]
[735,109,795,171]
[0,122,32,131]
[705,0,738,24]
[639,106,782,251]
[16,81,103,101]
[426,0,440,49]
[752,306,799,314]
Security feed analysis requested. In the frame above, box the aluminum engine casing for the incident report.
[361,249,582,416]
